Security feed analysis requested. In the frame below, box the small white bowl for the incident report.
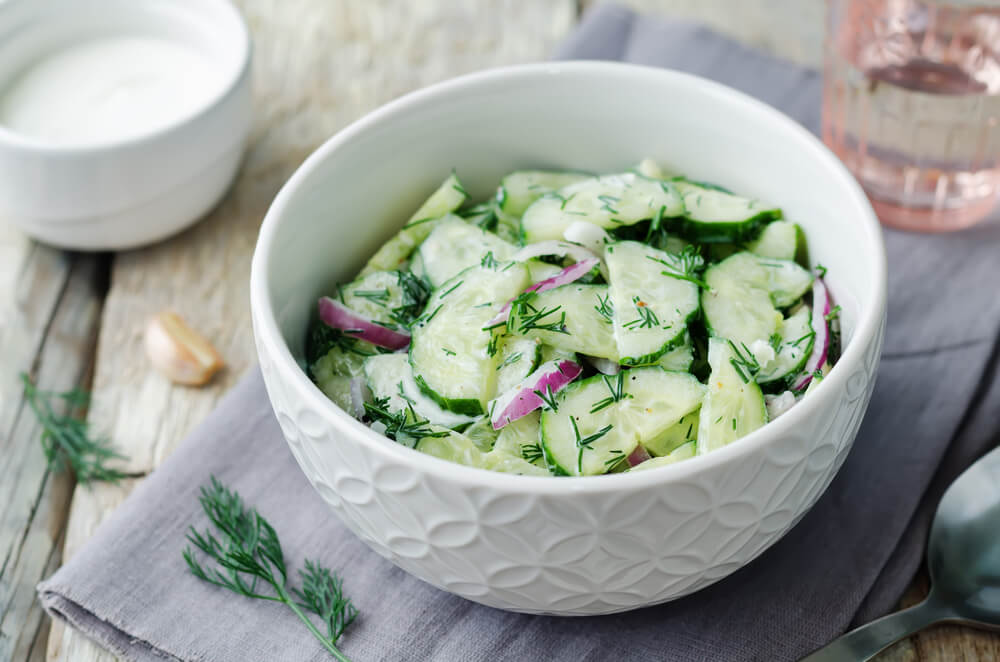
[251,62,887,615]
[0,0,251,250]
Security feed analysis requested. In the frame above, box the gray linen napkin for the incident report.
[39,6,1000,661]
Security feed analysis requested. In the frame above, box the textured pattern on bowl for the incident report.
[251,62,887,615]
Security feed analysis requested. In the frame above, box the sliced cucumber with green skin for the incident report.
[630,441,696,471]
[757,306,814,388]
[652,232,693,255]
[673,180,781,243]
[605,241,699,366]
[746,220,806,263]
[702,252,812,349]
[417,216,517,287]
[657,341,694,371]
[363,353,477,429]
[510,284,618,361]
[697,338,767,455]
[362,172,467,274]
[495,336,542,394]
[499,170,591,217]
[541,368,705,476]
[415,429,549,476]
[311,343,371,380]
[642,410,699,457]
[491,411,545,467]
[539,344,577,365]
[410,263,529,415]
[520,173,683,243]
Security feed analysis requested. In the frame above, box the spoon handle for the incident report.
[800,599,947,661]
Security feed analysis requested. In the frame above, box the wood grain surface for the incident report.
[0,1,995,661]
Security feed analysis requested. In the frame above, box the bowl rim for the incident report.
[251,60,887,495]
[0,0,251,154]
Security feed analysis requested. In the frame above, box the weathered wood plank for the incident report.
[49,1,576,659]
[0,251,107,662]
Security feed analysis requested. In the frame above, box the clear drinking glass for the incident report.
[822,0,1000,232]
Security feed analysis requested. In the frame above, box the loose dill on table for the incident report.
[20,373,128,485]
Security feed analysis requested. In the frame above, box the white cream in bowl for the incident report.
[0,0,252,251]
[0,36,223,146]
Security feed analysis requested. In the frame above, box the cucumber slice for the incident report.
[539,344,577,365]
[495,336,542,394]
[494,207,522,244]
[362,172,468,274]
[499,170,591,217]
[417,216,517,287]
[462,416,500,452]
[673,180,781,243]
[633,158,665,180]
[652,232,693,255]
[746,220,806,263]
[521,173,683,243]
[526,259,564,284]
[757,306,814,388]
[697,338,767,455]
[757,258,814,307]
[657,341,694,372]
[415,429,549,476]
[510,284,618,361]
[491,411,545,467]
[410,263,529,415]
[605,241,699,365]
[363,353,477,429]
[630,441,696,471]
[702,252,813,349]
[541,368,705,476]
[641,410,699,457]
[311,358,355,413]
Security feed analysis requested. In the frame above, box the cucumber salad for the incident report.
[305,160,840,477]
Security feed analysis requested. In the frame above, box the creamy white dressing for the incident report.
[0,36,222,145]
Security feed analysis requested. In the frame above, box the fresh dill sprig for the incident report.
[825,305,842,323]
[351,289,390,306]
[594,292,614,324]
[768,333,783,353]
[487,333,501,358]
[589,372,632,413]
[597,194,620,215]
[441,347,457,357]
[183,477,358,661]
[623,296,659,330]
[480,251,498,269]
[388,271,430,328]
[728,341,761,384]
[520,443,544,464]
[20,373,128,485]
[496,352,523,371]
[517,304,569,335]
[363,397,449,445]
[533,384,559,412]
[646,245,707,289]
[439,280,464,298]
[570,418,613,475]
[604,448,626,470]
[644,205,666,243]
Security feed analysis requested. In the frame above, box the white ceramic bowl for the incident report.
[0,0,251,250]
[251,62,887,615]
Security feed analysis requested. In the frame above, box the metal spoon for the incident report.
[802,445,1000,661]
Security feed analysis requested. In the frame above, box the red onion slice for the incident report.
[486,257,600,328]
[489,359,583,429]
[626,445,652,467]
[318,296,411,350]
[792,276,831,391]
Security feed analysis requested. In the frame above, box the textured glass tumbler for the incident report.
[822,0,1000,232]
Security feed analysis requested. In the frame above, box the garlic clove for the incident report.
[144,311,224,386]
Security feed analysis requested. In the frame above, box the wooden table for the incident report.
[1,2,996,660]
